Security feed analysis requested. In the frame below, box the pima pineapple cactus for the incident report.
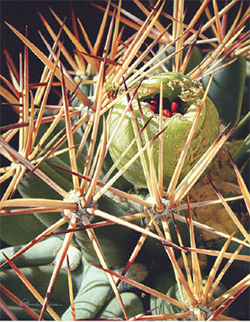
[1,0,250,320]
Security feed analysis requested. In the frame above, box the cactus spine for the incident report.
[0,0,250,320]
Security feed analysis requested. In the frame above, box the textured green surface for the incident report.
[0,237,63,268]
[152,45,203,74]
[108,72,219,189]
[74,194,141,267]
[99,292,144,318]
[202,55,246,126]
[151,275,228,320]
[0,265,75,317]
[62,257,111,320]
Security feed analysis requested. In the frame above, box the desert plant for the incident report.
[0,0,250,320]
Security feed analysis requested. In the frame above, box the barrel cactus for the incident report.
[0,0,249,320]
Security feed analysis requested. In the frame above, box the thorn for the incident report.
[122,75,131,103]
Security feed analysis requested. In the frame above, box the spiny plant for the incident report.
[0,0,250,320]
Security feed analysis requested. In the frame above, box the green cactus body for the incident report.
[0,236,83,275]
[233,133,250,170]
[98,292,144,318]
[108,72,219,189]
[0,213,46,246]
[71,74,95,108]
[15,116,87,230]
[232,133,250,188]
[202,55,246,126]
[151,276,228,320]
[0,239,84,318]
[61,257,111,320]
[207,229,250,277]
[241,60,250,117]
[101,151,134,191]
[150,268,177,296]
[17,157,74,230]
[0,265,76,317]
[0,237,64,268]
[0,306,52,321]
[62,257,144,320]
[139,203,200,263]
[71,74,134,192]
[13,119,139,268]
[153,45,203,74]
[74,194,141,268]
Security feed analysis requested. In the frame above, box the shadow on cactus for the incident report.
[0,0,250,320]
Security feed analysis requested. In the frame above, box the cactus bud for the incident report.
[108,72,219,189]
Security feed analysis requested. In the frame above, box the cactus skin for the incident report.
[0,237,65,268]
[0,236,82,274]
[98,292,144,318]
[74,194,141,268]
[40,145,139,268]
[232,133,250,189]
[0,213,46,247]
[70,77,135,192]
[14,116,88,230]
[0,234,141,321]
[0,306,52,321]
[101,151,134,191]
[153,45,203,75]
[0,238,84,318]
[233,134,250,169]
[202,55,246,126]
[62,257,144,320]
[241,60,250,117]
[108,72,220,189]
[0,265,78,317]
[151,275,228,320]
[17,158,73,229]
[139,206,201,263]
[61,256,112,320]
[207,229,250,277]
[1,3,249,321]
[71,74,95,108]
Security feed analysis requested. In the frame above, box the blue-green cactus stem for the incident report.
[74,194,141,268]
[202,55,246,126]
[16,118,87,229]
[98,292,144,319]
[0,237,65,268]
[151,275,228,320]
[139,199,201,264]
[61,257,111,320]
[0,212,46,247]
[152,45,203,75]
[0,265,77,317]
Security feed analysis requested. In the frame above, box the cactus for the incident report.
[1,0,250,321]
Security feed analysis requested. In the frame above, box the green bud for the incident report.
[108,72,219,189]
